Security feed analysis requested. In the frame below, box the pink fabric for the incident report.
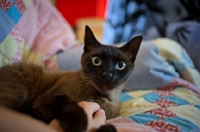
[17,0,75,55]
[157,78,200,98]
[106,117,157,132]
[173,78,200,97]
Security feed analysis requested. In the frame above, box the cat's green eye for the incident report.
[115,61,126,70]
[92,56,101,66]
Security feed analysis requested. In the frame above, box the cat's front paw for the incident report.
[96,124,117,132]
[53,95,87,132]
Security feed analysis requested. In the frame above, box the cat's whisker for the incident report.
[80,83,93,98]
[88,82,95,93]
[77,82,93,95]
[64,78,89,84]
[124,83,135,90]
[122,87,131,92]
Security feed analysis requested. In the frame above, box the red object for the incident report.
[56,0,107,27]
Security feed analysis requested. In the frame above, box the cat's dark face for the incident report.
[81,26,142,93]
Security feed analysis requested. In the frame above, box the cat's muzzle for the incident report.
[102,72,113,81]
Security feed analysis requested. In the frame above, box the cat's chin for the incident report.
[98,87,111,94]
[91,82,115,94]
[96,87,111,95]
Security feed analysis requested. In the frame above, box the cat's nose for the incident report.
[102,72,113,80]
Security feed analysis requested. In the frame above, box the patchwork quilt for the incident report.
[124,38,200,91]
[107,39,200,132]
[0,0,75,69]
[1,0,200,132]
[118,82,200,132]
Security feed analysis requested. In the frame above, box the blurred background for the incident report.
[50,0,106,43]
[50,0,200,71]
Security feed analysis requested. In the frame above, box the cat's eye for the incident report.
[115,61,126,70]
[92,56,101,66]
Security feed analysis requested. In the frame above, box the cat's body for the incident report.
[0,64,121,119]
[0,26,142,132]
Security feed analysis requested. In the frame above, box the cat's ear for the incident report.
[120,36,142,63]
[84,25,100,52]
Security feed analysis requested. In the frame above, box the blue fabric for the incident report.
[165,96,189,106]
[143,92,161,103]
[194,105,200,109]
[6,5,22,24]
[170,60,187,73]
[0,8,15,43]
[124,41,175,90]
[165,117,198,131]
[181,48,194,68]
[120,92,133,103]
[128,113,160,125]
[102,0,150,44]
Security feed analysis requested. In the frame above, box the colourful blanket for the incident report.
[124,38,200,91]
[116,81,200,132]
[1,1,200,132]
[0,0,75,69]
[107,39,200,132]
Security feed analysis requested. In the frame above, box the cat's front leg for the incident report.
[96,124,116,132]
[52,98,117,132]
[32,95,88,132]
[52,95,88,132]
[97,98,120,119]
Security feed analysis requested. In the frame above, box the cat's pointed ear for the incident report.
[120,36,142,63]
[84,25,100,52]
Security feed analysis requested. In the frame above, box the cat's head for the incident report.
[81,26,142,93]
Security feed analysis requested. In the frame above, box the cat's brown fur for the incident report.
[0,26,142,132]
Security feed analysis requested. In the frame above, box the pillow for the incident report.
[166,21,200,72]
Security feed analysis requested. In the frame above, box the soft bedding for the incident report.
[125,38,200,91]
[0,0,75,69]
[115,81,200,132]
[1,0,200,132]
[105,39,200,132]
